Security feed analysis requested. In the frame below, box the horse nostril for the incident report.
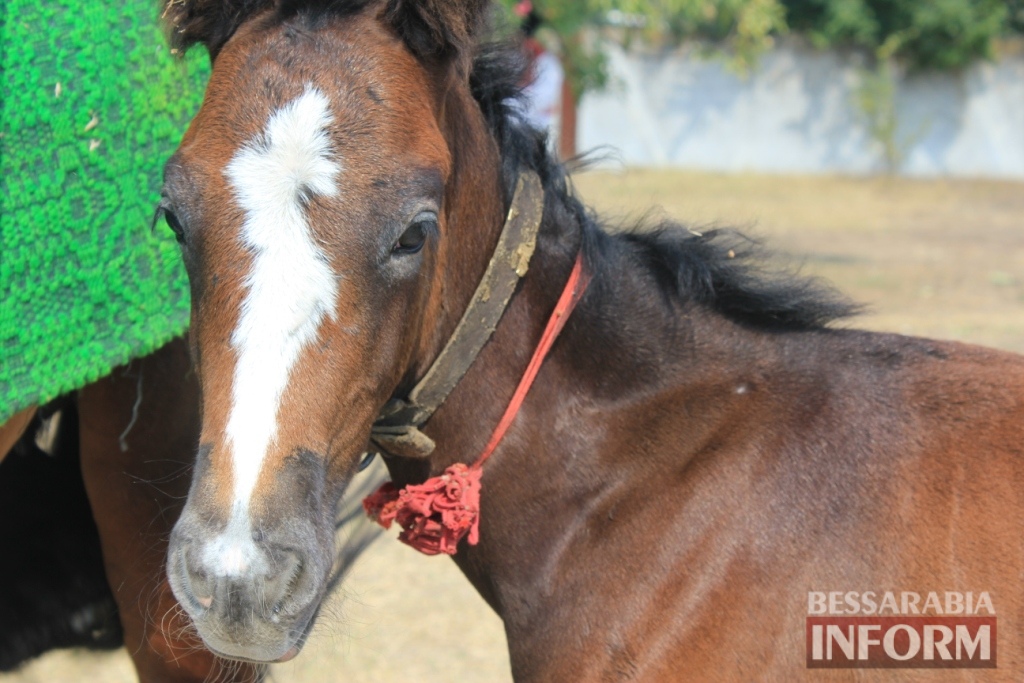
[264,548,305,617]
[271,550,301,587]
[172,543,215,614]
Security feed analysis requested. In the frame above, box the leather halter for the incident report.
[366,170,546,460]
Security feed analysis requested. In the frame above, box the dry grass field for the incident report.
[4,170,1022,682]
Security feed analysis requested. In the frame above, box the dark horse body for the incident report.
[0,404,122,672]
[156,0,1024,679]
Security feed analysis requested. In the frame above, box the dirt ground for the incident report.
[4,170,1022,682]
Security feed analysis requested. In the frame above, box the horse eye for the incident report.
[392,214,435,255]
[164,209,186,245]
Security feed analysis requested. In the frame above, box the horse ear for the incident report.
[383,0,488,70]
[162,0,275,58]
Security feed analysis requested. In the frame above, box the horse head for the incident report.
[159,0,504,661]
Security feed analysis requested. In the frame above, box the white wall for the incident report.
[578,40,1024,178]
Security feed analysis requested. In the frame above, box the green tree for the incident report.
[782,0,1012,70]
[496,0,1023,101]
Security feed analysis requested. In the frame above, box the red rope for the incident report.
[364,252,591,555]
[472,251,591,470]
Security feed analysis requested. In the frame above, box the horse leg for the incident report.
[0,407,36,464]
[78,338,261,682]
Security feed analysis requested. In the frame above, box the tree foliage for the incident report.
[496,0,1024,100]
[783,0,1012,70]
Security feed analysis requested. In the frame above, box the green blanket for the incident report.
[1,0,209,421]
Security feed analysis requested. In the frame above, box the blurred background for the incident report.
[506,0,1024,177]
[5,1,1023,681]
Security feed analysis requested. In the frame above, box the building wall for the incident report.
[578,40,1024,178]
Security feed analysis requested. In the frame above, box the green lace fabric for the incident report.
[1,0,209,421]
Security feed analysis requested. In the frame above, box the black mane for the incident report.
[469,43,859,332]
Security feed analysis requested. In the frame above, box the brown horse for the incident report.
[157,0,1024,679]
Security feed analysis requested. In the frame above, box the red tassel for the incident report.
[362,464,482,556]
[364,252,590,556]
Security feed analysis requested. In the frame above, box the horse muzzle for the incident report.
[166,502,331,662]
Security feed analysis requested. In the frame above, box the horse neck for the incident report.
[389,182,777,612]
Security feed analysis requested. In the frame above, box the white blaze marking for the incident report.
[216,87,339,566]
[201,513,267,577]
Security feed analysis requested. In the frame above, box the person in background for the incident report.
[513,1,565,136]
